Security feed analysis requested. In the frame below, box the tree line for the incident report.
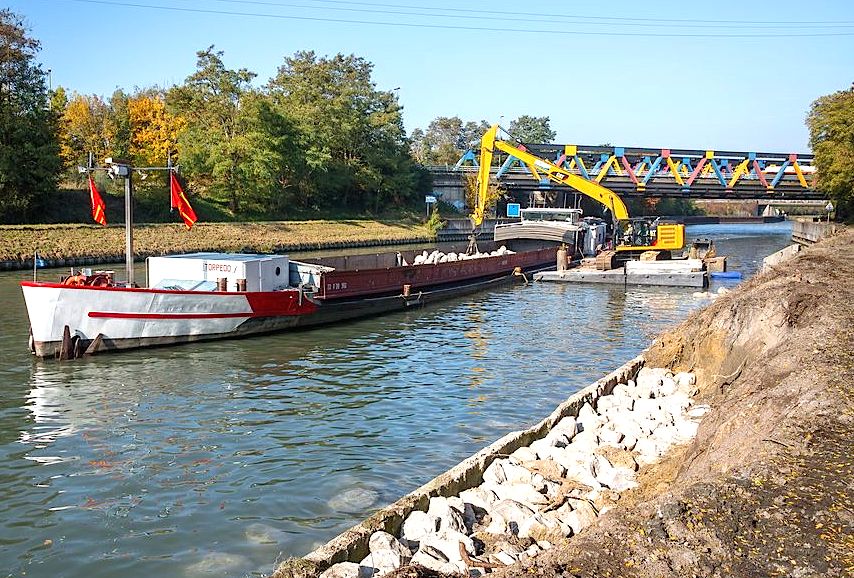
[3,9,850,224]
[0,10,564,224]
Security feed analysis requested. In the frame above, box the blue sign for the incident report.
[506,203,521,218]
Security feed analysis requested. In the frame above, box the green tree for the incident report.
[267,51,419,212]
[168,46,274,213]
[410,117,492,165]
[807,84,854,219]
[108,88,131,160]
[508,115,556,143]
[0,9,61,223]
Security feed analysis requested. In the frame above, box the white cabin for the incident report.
[146,252,290,292]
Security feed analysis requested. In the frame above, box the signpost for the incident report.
[506,203,521,218]
[425,194,437,218]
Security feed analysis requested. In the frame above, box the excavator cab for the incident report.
[614,217,685,257]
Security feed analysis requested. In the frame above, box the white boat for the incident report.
[494,208,607,256]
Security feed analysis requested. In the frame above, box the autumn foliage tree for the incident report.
[128,92,186,168]
[59,92,113,171]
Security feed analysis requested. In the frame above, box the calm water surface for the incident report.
[0,223,792,577]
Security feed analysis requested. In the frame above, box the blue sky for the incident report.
[9,0,854,152]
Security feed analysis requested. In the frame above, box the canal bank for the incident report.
[274,226,852,578]
[0,223,803,577]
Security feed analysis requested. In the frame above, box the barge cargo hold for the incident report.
[21,246,558,358]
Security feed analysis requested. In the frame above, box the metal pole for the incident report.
[124,172,134,286]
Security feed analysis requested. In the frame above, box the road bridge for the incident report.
[427,143,823,208]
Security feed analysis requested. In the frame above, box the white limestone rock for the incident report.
[483,459,509,485]
[410,545,462,575]
[687,404,710,419]
[674,371,696,387]
[651,423,678,448]
[597,428,623,447]
[427,496,467,534]
[483,499,536,535]
[319,562,373,578]
[561,499,599,535]
[632,398,662,418]
[543,429,573,448]
[633,437,664,466]
[419,529,475,564]
[483,481,549,508]
[673,418,700,442]
[635,367,664,391]
[621,433,638,451]
[610,383,632,398]
[365,531,412,574]
[518,511,571,541]
[459,486,499,512]
[570,422,600,446]
[553,416,579,436]
[401,510,439,543]
[658,392,693,416]
[493,550,517,565]
[636,416,663,436]
[656,376,678,397]
[528,438,552,458]
[501,459,549,490]
[511,446,538,462]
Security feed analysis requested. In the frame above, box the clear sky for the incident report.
[9,0,854,153]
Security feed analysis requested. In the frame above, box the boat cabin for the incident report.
[520,207,583,225]
[146,252,290,292]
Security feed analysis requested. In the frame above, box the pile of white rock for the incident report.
[411,246,515,266]
[320,367,709,578]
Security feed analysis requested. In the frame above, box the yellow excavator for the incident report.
[474,125,685,257]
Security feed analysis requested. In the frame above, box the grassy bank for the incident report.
[0,220,434,264]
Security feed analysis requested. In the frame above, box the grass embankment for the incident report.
[0,220,434,264]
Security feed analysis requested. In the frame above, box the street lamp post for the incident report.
[105,158,134,286]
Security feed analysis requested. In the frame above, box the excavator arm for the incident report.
[473,124,630,226]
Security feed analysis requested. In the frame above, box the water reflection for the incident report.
[0,223,793,577]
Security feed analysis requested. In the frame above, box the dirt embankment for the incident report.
[396,229,854,578]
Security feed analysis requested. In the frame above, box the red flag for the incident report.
[170,172,197,230]
[88,176,107,226]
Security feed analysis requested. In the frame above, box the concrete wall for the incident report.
[762,244,801,272]
[271,355,645,578]
[792,220,838,245]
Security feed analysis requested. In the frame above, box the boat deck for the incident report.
[534,267,708,288]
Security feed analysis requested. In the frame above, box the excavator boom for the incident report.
[473,124,629,225]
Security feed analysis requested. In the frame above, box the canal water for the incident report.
[0,223,792,577]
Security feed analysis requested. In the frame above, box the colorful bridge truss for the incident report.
[453,143,817,198]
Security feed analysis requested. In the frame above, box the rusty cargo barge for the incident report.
[21,244,557,358]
